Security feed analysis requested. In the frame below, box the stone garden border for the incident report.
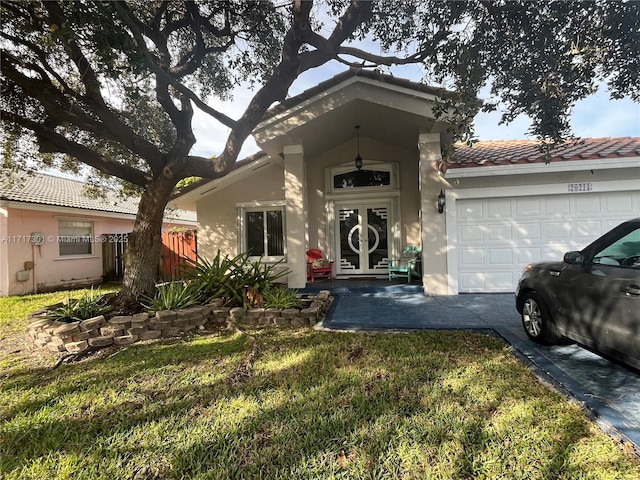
[27,291,332,355]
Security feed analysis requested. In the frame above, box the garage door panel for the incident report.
[516,247,542,264]
[606,193,634,212]
[515,198,542,216]
[460,272,485,291]
[575,195,602,214]
[459,203,483,219]
[455,190,639,293]
[517,223,542,240]
[488,248,513,265]
[487,272,516,291]
[575,220,602,238]
[544,197,571,215]
[487,199,511,217]
[488,225,512,241]
[546,222,572,239]
[460,248,484,265]
[459,225,484,242]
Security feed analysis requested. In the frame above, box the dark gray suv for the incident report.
[515,218,640,371]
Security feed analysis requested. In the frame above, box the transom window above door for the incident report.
[326,161,398,194]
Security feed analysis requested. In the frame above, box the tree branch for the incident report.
[2,51,166,172]
[2,110,150,187]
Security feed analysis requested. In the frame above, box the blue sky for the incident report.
[191,60,640,160]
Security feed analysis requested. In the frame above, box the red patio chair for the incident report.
[306,249,334,283]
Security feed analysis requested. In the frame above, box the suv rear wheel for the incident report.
[521,292,561,345]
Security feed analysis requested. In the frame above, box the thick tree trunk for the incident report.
[116,176,177,312]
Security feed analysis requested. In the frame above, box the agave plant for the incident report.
[262,285,303,309]
[182,250,290,307]
[141,281,199,312]
[47,287,110,323]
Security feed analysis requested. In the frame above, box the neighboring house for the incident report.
[0,173,196,296]
[170,69,640,295]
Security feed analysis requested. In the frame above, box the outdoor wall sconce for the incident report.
[437,190,446,214]
[354,125,363,170]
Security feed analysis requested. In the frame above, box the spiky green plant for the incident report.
[141,281,199,312]
[183,251,289,307]
[262,285,303,309]
[46,287,110,323]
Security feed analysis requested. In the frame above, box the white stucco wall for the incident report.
[195,162,286,262]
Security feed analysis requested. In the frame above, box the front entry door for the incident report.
[337,204,389,276]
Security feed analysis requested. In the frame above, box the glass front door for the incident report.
[337,204,389,275]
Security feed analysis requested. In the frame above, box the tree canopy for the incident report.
[2,0,638,306]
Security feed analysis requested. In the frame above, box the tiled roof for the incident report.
[0,172,196,221]
[449,137,640,169]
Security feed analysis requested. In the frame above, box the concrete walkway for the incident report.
[301,282,640,453]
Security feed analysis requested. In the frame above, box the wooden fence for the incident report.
[102,230,197,282]
[160,230,198,281]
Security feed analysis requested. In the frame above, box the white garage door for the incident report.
[455,190,640,293]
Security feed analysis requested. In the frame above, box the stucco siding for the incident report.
[196,162,285,261]
[2,207,195,296]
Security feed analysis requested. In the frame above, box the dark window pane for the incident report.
[333,169,391,189]
[59,220,93,256]
[59,238,92,256]
[266,210,284,256]
[246,211,264,256]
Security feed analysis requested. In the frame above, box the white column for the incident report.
[283,145,307,289]
[418,133,450,295]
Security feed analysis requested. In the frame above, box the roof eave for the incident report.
[445,156,640,178]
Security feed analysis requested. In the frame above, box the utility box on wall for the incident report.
[31,232,46,245]
[16,270,30,282]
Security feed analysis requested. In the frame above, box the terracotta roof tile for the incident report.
[449,137,640,169]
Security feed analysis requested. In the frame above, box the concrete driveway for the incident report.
[302,283,640,453]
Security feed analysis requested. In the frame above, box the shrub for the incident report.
[142,281,199,312]
[183,251,289,308]
[46,287,110,323]
[263,285,303,309]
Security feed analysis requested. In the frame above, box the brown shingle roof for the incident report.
[449,137,640,169]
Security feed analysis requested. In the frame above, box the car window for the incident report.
[593,226,640,268]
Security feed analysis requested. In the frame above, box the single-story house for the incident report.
[0,173,196,296]
[171,69,640,295]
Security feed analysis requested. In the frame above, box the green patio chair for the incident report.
[388,246,421,283]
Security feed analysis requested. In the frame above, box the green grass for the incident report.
[1,293,638,479]
[0,286,121,334]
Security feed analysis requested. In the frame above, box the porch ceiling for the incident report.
[275,100,442,158]
[253,77,449,159]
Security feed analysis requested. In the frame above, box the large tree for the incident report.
[2,0,638,309]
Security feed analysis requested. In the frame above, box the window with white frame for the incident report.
[241,205,285,260]
[58,219,93,256]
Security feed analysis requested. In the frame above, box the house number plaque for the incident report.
[567,182,593,192]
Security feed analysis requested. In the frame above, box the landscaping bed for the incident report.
[26,291,332,355]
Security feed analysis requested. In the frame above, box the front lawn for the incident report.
[0,294,638,479]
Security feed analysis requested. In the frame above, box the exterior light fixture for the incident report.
[437,190,446,214]
[354,125,363,170]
